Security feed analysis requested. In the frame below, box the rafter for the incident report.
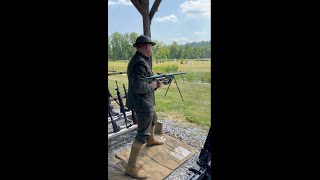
[150,0,162,21]
[130,0,144,15]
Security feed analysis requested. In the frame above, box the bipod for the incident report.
[164,76,184,101]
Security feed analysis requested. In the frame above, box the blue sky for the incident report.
[108,0,211,45]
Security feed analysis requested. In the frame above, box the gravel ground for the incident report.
[107,117,209,180]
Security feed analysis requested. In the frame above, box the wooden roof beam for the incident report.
[150,0,162,22]
[130,0,144,16]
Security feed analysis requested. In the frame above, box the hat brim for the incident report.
[133,42,156,47]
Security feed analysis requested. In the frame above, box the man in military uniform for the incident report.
[125,35,164,179]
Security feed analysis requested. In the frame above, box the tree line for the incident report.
[108,32,211,61]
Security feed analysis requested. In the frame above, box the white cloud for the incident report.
[171,37,192,44]
[155,14,178,22]
[180,0,210,18]
[108,0,132,6]
[193,31,207,35]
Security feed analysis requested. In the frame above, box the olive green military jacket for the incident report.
[126,51,155,112]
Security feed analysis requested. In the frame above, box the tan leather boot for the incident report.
[126,166,148,179]
[126,139,148,179]
[146,125,164,146]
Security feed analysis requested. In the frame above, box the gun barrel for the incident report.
[166,72,187,76]
[108,72,127,76]
[145,72,186,82]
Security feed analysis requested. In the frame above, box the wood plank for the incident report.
[108,124,138,139]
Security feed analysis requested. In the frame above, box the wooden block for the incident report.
[155,121,164,134]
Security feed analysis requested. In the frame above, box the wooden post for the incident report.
[130,0,162,67]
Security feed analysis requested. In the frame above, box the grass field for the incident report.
[108,59,211,131]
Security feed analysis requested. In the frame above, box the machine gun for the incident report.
[187,126,212,180]
[145,72,186,101]
[115,80,132,128]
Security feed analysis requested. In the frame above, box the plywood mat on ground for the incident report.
[108,134,197,180]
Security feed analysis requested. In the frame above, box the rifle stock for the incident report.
[123,84,137,124]
[108,97,120,133]
[123,84,128,99]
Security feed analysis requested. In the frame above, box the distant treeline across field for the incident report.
[108,32,211,61]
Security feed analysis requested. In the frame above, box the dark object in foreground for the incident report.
[123,84,137,124]
[108,102,120,133]
[115,80,132,128]
[187,126,212,180]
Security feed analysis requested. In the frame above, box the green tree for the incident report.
[108,32,211,60]
[128,32,139,56]
[108,36,113,61]
[157,42,169,59]
[176,46,183,59]
[169,41,178,59]
[129,32,139,45]
[110,32,123,60]
[122,33,133,60]
[182,45,189,59]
